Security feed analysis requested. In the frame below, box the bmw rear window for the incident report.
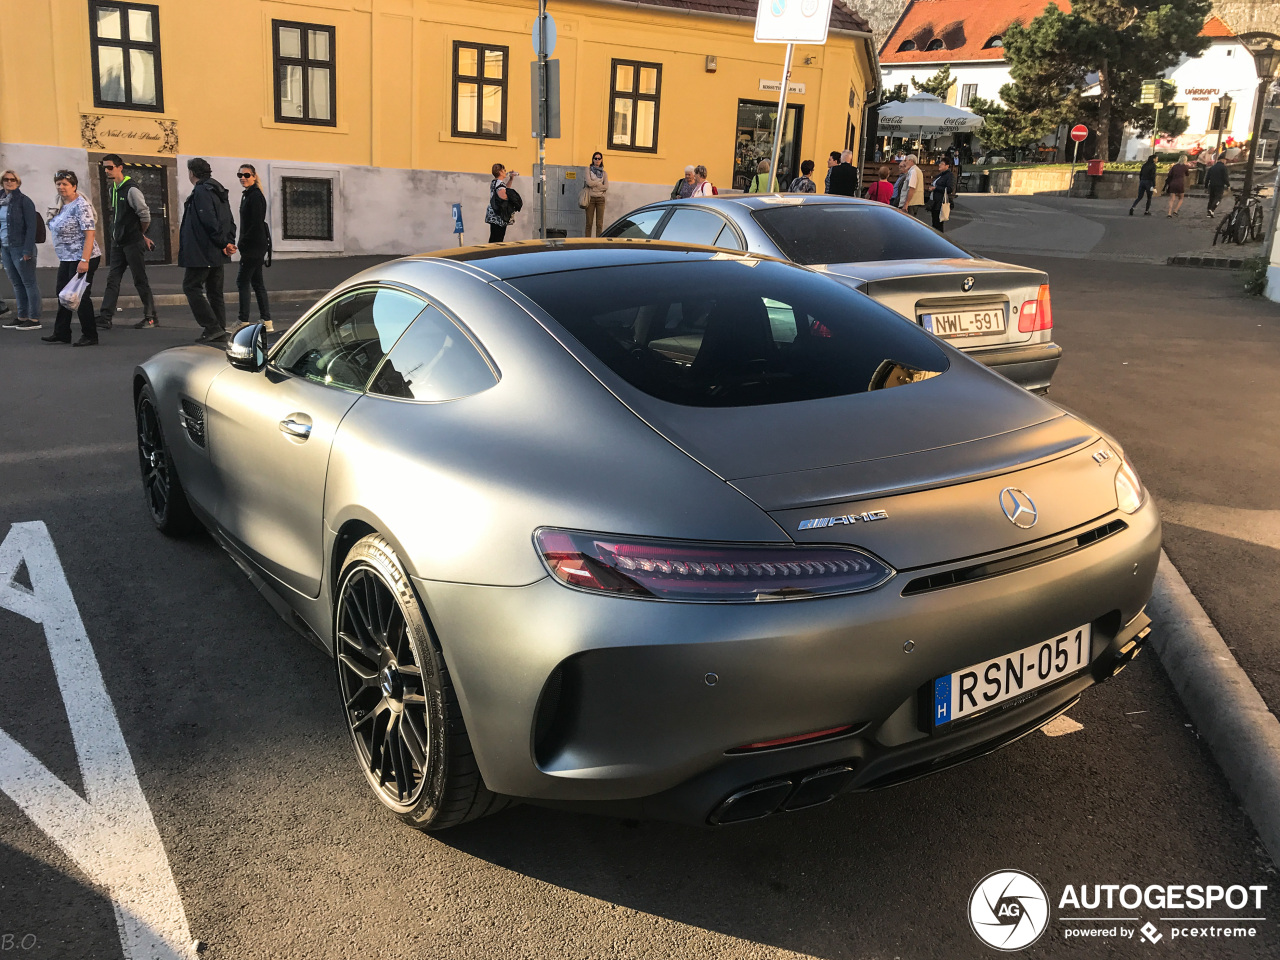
[753,204,968,264]
[508,259,948,407]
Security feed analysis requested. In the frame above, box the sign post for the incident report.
[754,0,834,193]
[532,3,556,239]
[1067,123,1088,197]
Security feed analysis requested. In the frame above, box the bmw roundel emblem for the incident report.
[999,487,1038,528]
[962,276,976,292]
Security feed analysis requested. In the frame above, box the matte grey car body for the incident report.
[602,196,1062,393]
[133,239,1158,828]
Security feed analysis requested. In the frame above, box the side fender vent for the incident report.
[179,399,206,448]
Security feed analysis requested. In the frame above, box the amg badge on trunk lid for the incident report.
[798,510,888,531]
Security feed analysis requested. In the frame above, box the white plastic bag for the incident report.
[58,273,89,310]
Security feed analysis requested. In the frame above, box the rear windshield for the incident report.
[753,204,968,265]
[508,259,948,407]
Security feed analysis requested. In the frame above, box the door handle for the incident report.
[279,417,312,439]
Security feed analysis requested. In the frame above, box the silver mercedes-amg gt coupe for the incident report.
[133,239,1160,830]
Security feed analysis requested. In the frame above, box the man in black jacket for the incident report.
[96,154,159,331]
[827,150,860,196]
[929,157,954,231]
[1205,157,1231,218]
[178,157,236,343]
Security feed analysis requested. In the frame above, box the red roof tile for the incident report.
[627,0,871,35]
[879,0,1071,64]
[1199,15,1234,38]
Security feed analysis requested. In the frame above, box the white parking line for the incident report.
[0,522,196,960]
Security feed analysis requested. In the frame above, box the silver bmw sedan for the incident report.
[134,240,1158,830]
[602,196,1062,394]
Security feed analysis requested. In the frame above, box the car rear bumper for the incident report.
[415,498,1159,824]
[967,341,1063,394]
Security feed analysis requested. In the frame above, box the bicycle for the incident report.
[1212,187,1267,246]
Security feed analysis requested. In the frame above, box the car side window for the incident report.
[658,208,733,247]
[273,287,426,390]
[602,207,665,239]
[368,304,498,402]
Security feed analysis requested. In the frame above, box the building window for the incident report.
[959,84,978,107]
[609,59,662,152]
[281,176,334,241]
[983,36,1004,48]
[452,42,508,139]
[897,40,917,52]
[273,21,336,125]
[925,38,944,51]
[90,2,163,111]
[1209,102,1235,132]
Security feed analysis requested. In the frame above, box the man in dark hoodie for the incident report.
[1204,156,1230,218]
[179,157,236,343]
[1128,155,1157,216]
[96,154,158,330]
[827,149,860,196]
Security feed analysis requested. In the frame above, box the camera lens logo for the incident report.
[969,870,1050,951]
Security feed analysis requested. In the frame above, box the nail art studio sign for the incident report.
[80,114,179,154]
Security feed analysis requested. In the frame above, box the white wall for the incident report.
[0,141,672,265]
[880,61,1013,107]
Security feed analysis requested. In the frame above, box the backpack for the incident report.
[35,212,46,245]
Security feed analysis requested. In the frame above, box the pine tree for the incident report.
[911,66,954,100]
[1000,0,1212,160]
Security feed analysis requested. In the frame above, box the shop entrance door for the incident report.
[97,160,174,264]
[733,100,804,192]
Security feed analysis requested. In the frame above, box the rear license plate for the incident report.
[922,308,1006,338]
[933,624,1092,727]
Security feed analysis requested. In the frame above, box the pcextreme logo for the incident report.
[967,871,1270,950]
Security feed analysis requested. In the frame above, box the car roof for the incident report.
[415,237,786,280]
[633,195,880,213]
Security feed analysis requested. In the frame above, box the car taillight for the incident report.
[535,529,894,602]
[1017,284,1054,333]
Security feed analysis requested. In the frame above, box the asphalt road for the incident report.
[0,285,1277,959]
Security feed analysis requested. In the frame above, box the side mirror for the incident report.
[227,322,267,372]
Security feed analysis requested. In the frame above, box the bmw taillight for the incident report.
[1017,284,1054,333]
[535,529,894,602]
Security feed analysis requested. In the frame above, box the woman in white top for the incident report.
[42,170,101,346]
[690,164,714,198]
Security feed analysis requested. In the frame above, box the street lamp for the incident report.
[1214,92,1232,156]
[1238,33,1280,199]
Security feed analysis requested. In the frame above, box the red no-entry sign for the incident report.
[1070,124,1089,142]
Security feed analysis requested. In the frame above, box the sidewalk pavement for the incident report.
[25,255,397,313]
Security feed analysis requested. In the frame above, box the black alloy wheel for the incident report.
[338,565,432,808]
[135,386,198,536]
[335,534,509,829]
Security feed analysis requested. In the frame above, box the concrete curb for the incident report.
[1148,550,1280,865]
[1167,253,1248,269]
[40,288,330,312]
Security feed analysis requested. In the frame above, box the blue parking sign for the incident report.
[451,202,464,235]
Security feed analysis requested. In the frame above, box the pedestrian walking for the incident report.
[95,154,158,331]
[898,154,925,218]
[484,163,518,243]
[1164,155,1190,218]
[671,165,696,199]
[1204,156,1230,218]
[178,157,237,344]
[583,152,608,237]
[827,150,860,197]
[1129,155,1157,216]
[929,157,954,231]
[747,159,779,194]
[788,160,817,193]
[0,170,43,331]
[824,151,841,193]
[864,166,895,204]
[41,170,101,347]
[690,164,715,197]
[235,164,273,331]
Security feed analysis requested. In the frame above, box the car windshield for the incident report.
[753,204,969,264]
[508,259,947,408]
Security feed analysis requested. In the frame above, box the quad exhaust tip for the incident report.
[709,765,857,825]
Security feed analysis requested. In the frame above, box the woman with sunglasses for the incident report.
[0,170,42,330]
[235,165,273,332]
[583,152,609,237]
[42,170,101,346]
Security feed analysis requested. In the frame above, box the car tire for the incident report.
[135,385,200,537]
[335,533,509,830]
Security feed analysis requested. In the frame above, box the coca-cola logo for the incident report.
[880,115,903,124]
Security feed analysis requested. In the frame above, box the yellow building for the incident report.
[0,0,878,258]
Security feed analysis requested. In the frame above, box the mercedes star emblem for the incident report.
[962,276,976,292]
[999,487,1038,528]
